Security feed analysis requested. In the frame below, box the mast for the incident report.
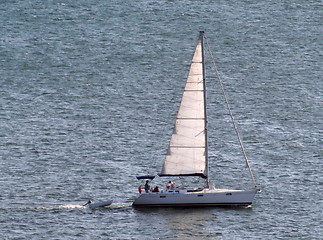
[200,31,209,188]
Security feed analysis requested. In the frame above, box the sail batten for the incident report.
[160,32,208,178]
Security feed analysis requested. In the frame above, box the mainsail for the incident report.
[160,32,208,178]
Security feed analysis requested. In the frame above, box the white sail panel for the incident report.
[163,147,206,176]
[192,41,202,63]
[185,79,203,91]
[189,62,203,76]
[177,91,204,119]
[170,119,205,147]
[160,36,207,177]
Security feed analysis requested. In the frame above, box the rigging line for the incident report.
[204,36,257,187]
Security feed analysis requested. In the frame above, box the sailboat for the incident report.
[133,31,259,207]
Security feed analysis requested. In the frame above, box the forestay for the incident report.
[160,33,208,178]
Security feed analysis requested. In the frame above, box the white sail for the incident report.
[160,35,207,178]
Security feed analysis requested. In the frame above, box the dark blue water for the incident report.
[1,1,322,239]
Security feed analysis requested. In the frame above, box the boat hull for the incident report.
[132,189,257,207]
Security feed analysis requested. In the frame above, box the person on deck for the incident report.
[171,181,177,189]
[166,181,171,190]
[152,186,159,192]
[144,180,150,193]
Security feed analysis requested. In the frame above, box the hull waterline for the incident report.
[133,189,257,207]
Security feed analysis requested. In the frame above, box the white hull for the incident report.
[133,188,257,207]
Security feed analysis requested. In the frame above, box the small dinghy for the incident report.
[83,200,113,209]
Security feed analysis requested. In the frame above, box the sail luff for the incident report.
[160,32,207,178]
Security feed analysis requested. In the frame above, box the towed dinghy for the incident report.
[83,200,113,209]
